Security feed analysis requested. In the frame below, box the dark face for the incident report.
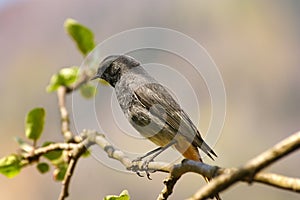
[92,55,140,87]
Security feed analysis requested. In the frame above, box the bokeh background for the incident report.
[1,0,300,199]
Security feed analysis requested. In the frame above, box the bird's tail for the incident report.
[203,176,222,200]
[175,143,221,199]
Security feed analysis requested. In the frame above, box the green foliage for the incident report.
[42,142,63,161]
[3,17,117,197]
[37,162,50,174]
[80,83,97,99]
[46,67,79,92]
[0,154,22,178]
[64,18,95,56]
[15,136,34,152]
[25,107,45,142]
[81,149,91,158]
[53,163,68,181]
[104,190,130,200]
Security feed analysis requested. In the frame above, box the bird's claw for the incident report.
[132,156,143,163]
[129,157,154,180]
[136,171,144,177]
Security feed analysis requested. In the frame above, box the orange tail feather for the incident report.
[175,143,222,200]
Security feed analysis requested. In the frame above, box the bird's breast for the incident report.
[114,69,156,116]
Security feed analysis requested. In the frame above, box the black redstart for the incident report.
[92,55,220,199]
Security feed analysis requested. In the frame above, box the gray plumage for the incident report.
[92,55,217,160]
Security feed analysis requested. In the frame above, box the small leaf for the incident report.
[81,149,91,158]
[104,190,130,200]
[0,154,22,178]
[53,163,67,181]
[80,83,97,99]
[42,142,63,161]
[46,74,60,92]
[59,67,79,85]
[64,18,95,56]
[25,108,45,141]
[37,162,50,174]
[46,67,79,92]
[15,136,34,152]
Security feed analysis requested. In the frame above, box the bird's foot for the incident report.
[132,156,143,163]
[129,157,155,180]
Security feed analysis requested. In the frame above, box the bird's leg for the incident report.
[141,140,177,179]
[132,146,163,162]
[130,146,163,178]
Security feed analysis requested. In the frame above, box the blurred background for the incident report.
[1,0,300,199]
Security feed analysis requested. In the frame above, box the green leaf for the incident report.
[46,67,79,92]
[37,162,50,174]
[64,18,95,56]
[81,149,91,158]
[42,142,63,161]
[25,108,45,141]
[53,163,67,181]
[0,154,22,178]
[15,136,34,152]
[80,83,97,99]
[104,190,130,200]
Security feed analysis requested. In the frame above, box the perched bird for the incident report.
[92,55,220,199]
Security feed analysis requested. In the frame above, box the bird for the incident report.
[91,55,221,199]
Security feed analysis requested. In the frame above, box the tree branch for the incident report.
[86,129,300,199]
[157,160,219,200]
[58,134,93,200]
[89,132,300,199]
[254,172,300,192]
[57,70,93,142]
[189,131,300,200]
[57,86,73,142]
[19,130,300,200]
[22,142,78,166]
[55,71,93,199]
[66,70,91,93]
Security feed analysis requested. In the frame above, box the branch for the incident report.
[57,86,73,142]
[66,70,91,93]
[20,131,95,200]
[58,133,93,200]
[90,130,300,199]
[57,70,92,142]
[55,71,93,199]
[157,160,219,200]
[22,142,78,165]
[254,172,300,192]
[189,131,300,200]
[19,130,300,200]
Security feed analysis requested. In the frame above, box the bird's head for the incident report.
[91,55,140,87]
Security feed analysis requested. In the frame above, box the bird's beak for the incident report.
[90,74,100,81]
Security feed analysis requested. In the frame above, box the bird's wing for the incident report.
[133,83,217,159]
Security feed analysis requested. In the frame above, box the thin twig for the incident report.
[66,71,91,93]
[58,157,79,200]
[57,86,73,142]
[56,70,93,199]
[57,70,92,142]
[22,142,78,166]
[254,172,300,192]
[157,160,219,200]
[58,136,92,200]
